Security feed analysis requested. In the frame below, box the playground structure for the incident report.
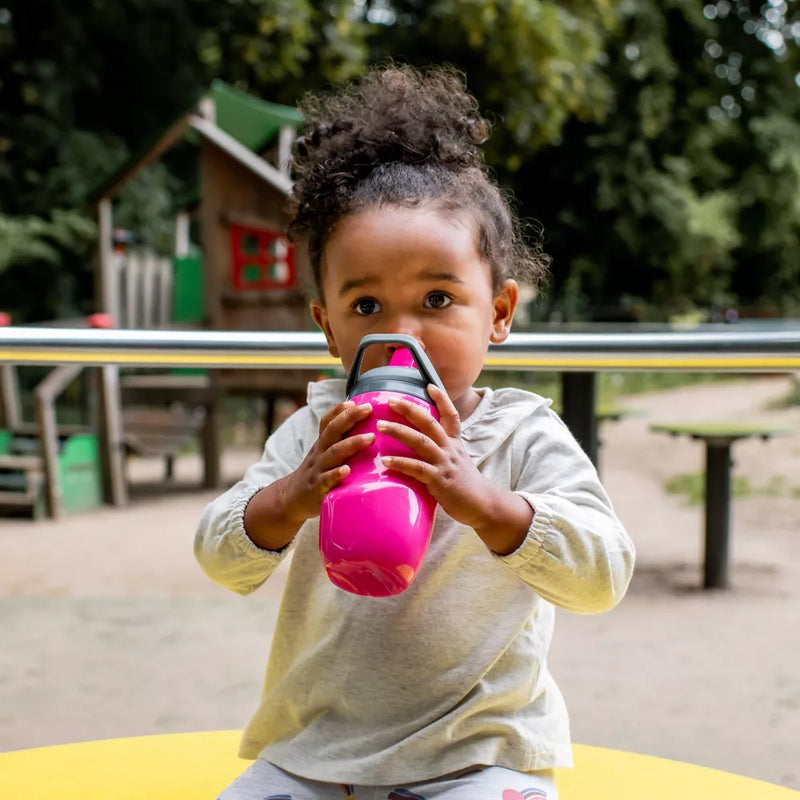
[0,82,326,518]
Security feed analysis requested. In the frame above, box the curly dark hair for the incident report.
[286,64,550,295]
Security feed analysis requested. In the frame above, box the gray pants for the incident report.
[217,759,558,800]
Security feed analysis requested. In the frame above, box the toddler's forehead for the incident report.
[328,204,482,252]
[324,206,479,262]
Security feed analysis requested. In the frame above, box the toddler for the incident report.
[195,64,635,800]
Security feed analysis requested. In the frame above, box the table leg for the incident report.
[202,397,221,490]
[561,372,598,467]
[703,441,732,589]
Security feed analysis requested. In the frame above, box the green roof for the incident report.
[211,80,302,153]
[90,82,302,203]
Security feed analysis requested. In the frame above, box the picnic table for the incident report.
[0,730,797,799]
[650,422,795,589]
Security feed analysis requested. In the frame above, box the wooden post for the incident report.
[124,252,137,329]
[96,365,128,507]
[35,390,62,518]
[561,372,598,467]
[278,125,295,175]
[174,211,190,257]
[97,198,119,321]
[202,395,221,489]
[141,253,156,329]
[158,256,173,327]
[703,441,733,589]
[0,313,20,430]
[33,364,84,518]
[0,364,21,430]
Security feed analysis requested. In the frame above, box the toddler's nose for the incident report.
[385,339,425,364]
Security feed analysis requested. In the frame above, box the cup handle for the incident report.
[345,334,446,397]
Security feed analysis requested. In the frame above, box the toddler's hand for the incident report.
[284,401,374,522]
[376,385,492,529]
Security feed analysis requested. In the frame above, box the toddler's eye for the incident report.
[424,292,452,309]
[353,297,382,316]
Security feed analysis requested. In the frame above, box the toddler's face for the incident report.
[310,206,518,419]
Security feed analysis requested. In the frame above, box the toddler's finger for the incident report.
[318,400,354,432]
[386,397,448,446]
[319,432,375,471]
[376,420,439,462]
[380,455,435,485]
[317,402,354,443]
[319,464,350,495]
[319,401,372,447]
[427,384,461,437]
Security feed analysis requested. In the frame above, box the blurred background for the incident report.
[1,0,799,326]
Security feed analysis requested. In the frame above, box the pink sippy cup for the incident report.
[319,334,445,597]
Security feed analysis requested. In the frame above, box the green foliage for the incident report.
[113,163,185,255]
[365,0,621,162]
[0,209,95,270]
[1,0,800,323]
[513,0,800,318]
[192,0,369,97]
[0,209,96,320]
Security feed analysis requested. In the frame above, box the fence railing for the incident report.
[2,326,800,371]
[1,324,799,482]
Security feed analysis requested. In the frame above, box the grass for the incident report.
[664,472,797,505]
[767,377,800,410]
[482,369,737,411]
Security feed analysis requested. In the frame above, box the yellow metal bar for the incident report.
[0,351,340,367]
[483,355,800,369]
[2,349,800,371]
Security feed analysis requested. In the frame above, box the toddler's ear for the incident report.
[489,279,518,344]
[310,300,340,358]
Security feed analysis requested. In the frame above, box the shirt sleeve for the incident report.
[193,407,313,596]
[492,405,635,614]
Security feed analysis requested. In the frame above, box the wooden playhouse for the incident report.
[0,82,325,517]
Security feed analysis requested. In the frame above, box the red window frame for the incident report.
[230,223,296,290]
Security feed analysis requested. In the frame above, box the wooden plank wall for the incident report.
[116,252,174,329]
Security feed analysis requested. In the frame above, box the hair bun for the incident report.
[292,64,490,179]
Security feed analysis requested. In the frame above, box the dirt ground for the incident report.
[1,374,799,790]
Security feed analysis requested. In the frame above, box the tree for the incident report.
[508,0,800,318]
[0,0,369,321]
[2,0,799,322]
[360,0,622,161]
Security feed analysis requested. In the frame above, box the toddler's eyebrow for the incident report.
[338,274,381,296]
[419,270,465,284]
[338,271,464,297]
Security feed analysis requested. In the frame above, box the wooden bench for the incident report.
[122,405,206,479]
[0,731,796,799]
[650,422,794,589]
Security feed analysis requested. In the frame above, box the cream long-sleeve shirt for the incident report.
[194,380,635,784]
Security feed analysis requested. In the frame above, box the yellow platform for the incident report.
[0,730,797,799]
